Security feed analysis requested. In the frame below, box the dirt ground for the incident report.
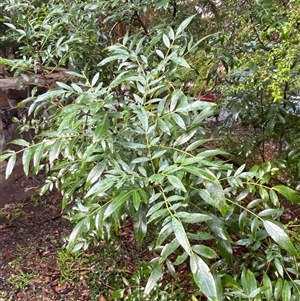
[0,190,151,301]
[0,174,45,206]
[0,186,94,301]
[0,176,145,301]
[0,170,97,301]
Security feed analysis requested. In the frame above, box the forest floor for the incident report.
[0,188,151,301]
[0,191,82,300]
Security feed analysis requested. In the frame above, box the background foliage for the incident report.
[1,0,300,300]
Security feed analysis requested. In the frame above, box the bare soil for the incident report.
[0,182,147,301]
[0,174,45,206]
[0,191,88,301]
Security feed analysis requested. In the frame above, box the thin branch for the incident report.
[249,14,266,47]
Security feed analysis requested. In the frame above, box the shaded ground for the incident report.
[0,174,45,206]
[0,190,152,301]
[0,193,87,301]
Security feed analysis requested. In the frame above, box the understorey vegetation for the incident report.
[1,0,300,300]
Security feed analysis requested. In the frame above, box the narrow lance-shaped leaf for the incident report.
[170,90,181,112]
[192,244,218,259]
[71,83,83,93]
[33,143,45,174]
[167,175,187,192]
[56,81,72,91]
[123,142,147,149]
[241,268,257,296]
[183,166,216,181]
[147,208,168,224]
[6,152,16,179]
[263,220,298,256]
[104,190,133,218]
[22,147,32,176]
[86,161,106,185]
[131,157,149,163]
[151,150,167,159]
[170,56,190,68]
[274,257,283,277]
[91,72,100,87]
[85,177,115,198]
[173,129,197,147]
[111,73,146,89]
[10,139,29,147]
[234,164,246,176]
[171,113,186,129]
[137,108,148,131]
[0,152,13,162]
[81,144,95,165]
[97,54,129,66]
[162,34,170,48]
[49,139,64,164]
[175,212,211,223]
[222,275,241,290]
[132,190,140,211]
[172,217,190,255]
[190,253,217,301]
[185,139,213,152]
[160,238,180,262]
[67,219,87,251]
[35,90,63,103]
[263,272,272,301]
[206,214,233,243]
[93,115,109,143]
[134,206,147,245]
[176,14,196,36]
[95,207,105,232]
[176,101,214,113]
[272,185,300,204]
[274,278,283,301]
[57,112,76,133]
[156,222,173,247]
[282,280,291,301]
[144,264,163,295]
[206,180,231,216]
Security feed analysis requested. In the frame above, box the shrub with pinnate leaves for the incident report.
[1,1,300,300]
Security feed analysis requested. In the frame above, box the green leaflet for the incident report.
[192,244,218,259]
[85,178,115,198]
[5,152,16,179]
[167,175,187,192]
[241,268,257,296]
[190,253,217,301]
[22,147,32,176]
[134,206,147,245]
[175,212,211,223]
[263,220,298,257]
[272,185,300,204]
[104,190,133,218]
[172,217,190,255]
[93,115,109,143]
[144,264,163,295]
[206,180,231,216]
